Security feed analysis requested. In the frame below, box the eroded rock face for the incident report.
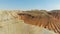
[0,10,56,34]
[49,10,60,22]
[18,10,60,34]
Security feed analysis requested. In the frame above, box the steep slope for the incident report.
[0,10,55,34]
[18,10,60,34]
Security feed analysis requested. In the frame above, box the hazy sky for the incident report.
[0,0,60,10]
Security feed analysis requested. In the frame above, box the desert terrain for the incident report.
[0,10,59,34]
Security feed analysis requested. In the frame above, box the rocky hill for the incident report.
[0,10,56,34]
[18,10,60,34]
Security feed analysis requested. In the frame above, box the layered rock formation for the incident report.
[0,10,56,34]
[18,10,60,34]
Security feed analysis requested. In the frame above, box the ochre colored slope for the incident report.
[18,10,60,34]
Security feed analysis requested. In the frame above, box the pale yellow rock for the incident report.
[0,11,56,34]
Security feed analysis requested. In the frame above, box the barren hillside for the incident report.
[0,10,56,34]
[18,10,60,34]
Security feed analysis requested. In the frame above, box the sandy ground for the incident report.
[0,11,56,34]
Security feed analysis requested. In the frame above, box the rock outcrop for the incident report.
[0,10,56,34]
[18,10,60,34]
